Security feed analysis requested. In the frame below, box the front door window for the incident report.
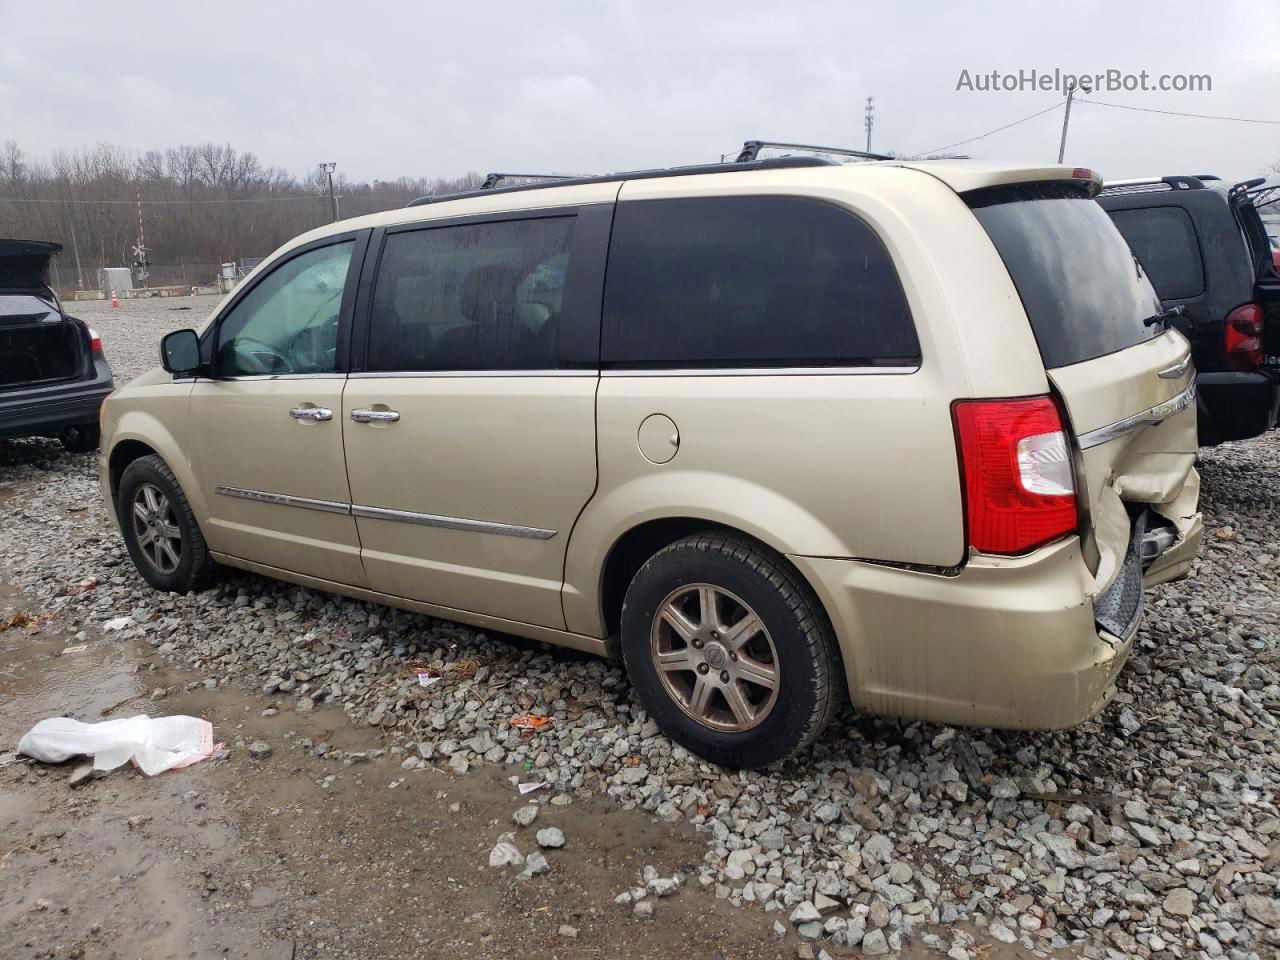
[216,242,354,376]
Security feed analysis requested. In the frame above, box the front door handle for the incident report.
[350,408,401,423]
[289,406,333,421]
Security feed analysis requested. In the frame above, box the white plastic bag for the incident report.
[18,714,214,776]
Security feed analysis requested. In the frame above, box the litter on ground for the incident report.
[18,714,215,776]
[510,715,552,731]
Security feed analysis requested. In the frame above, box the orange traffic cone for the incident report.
[110,289,120,308]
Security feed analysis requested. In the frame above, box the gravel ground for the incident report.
[3,296,1279,960]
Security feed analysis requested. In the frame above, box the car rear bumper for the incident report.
[0,377,112,439]
[1195,371,1280,444]
[792,536,1156,731]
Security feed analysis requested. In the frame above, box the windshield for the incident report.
[969,185,1162,369]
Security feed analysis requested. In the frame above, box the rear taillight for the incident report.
[88,327,103,354]
[1224,304,1263,371]
[952,396,1078,555]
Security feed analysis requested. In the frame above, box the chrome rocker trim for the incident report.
[214,486,556,540]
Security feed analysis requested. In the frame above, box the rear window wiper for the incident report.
[1143,305,1185,331]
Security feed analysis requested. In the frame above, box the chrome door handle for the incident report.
[289,406,333,421]
[350,408,400,423]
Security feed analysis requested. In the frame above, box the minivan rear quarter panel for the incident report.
[562,167,1055,637]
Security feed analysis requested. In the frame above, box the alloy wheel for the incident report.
[131,482,182,575]
[649,583,780,732]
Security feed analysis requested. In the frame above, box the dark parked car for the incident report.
[1,240,113,452]
[1098,176,1280,445]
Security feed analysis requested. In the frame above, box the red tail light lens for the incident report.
[88,327,103,354]
[952,396,1078,555]
[1224,304,1263,371]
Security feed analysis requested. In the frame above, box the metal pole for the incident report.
[320,162,339,223]
[1057,82,1076,164]
[864,96,875,153]
[69,219,83,289]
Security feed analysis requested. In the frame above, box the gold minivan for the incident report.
[99,149,1202,767]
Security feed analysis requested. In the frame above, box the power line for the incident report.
[908,100,1066,159]
[1076,98,1280,125]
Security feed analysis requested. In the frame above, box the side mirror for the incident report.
[161,329,201,375]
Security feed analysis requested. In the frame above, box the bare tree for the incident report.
[0,140,483,291]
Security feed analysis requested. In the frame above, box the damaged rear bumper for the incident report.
[791,534,1163,732]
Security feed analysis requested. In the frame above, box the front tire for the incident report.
[117,454,214,593]
[620,533,841,769]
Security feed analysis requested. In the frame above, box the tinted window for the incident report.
[367,217,575,372]
[1107,206,1205,301]
[217,241,353,376]
[601,197,918,367]
[970,187,1162,369]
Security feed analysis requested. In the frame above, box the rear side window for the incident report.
[969,186,1162,369]
[1107,206,1205,301]
[367,216,575,372]
[602,196,919,368]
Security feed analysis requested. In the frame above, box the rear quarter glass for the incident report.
[601,195,920,367]
[968,185,1162,370]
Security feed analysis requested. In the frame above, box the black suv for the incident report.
[1098,176,1279,445]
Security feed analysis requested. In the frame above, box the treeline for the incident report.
[0,141,483,290]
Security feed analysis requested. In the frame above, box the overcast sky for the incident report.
[2,0,1278,185]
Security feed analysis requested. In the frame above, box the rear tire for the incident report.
[118,454,215,593]
[620,532,841,769]
[59,423,100,453]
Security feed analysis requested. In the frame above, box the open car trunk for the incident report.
[0,239,88,389]
[0,314,87,388]
[970,184,1201,637]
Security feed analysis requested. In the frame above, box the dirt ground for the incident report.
[0,574,786,960]
[0,570,1059,960]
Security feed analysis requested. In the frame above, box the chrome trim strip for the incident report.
[1078,383,1197,450]
[347,369,592,379]
[346,366,920,379]
[351,504,556,540]
[1157,355,1191,379]
[214,373,348,381]
[213,485,555,539]
[602,365,920,377]
[214,485,351,515]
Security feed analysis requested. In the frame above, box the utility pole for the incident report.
[68,218,83,289]
[133,184,148,288]
[864,96,875,153]
[1057,80,1089,163]
[319,162,339,222]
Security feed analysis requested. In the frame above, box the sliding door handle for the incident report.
[350,408,400,423]
[289,406,333,421]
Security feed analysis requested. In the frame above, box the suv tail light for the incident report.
[1224,304,1263,371]
[88,327,103,354]
[952,396,1078,555]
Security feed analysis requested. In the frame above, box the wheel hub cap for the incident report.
[130,483,183,575]
[649,583,780,733]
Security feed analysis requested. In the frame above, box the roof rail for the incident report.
[1228,177,1268,202]
[735,139,892,163]
[1100,174,1221,194]
[406,155,836,207]
[479,172,577,190]
[1242,179,1280,210]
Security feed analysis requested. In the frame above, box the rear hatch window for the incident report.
[968,184,1162,369]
